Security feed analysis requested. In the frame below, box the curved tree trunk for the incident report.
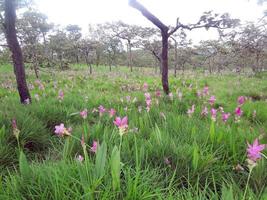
[4,0,31,104]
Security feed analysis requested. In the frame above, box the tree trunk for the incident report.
[161,31,169,94]
[174,41,178,77]
[4,0,31,104]
[129,43,133,72]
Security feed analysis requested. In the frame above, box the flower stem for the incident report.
[242,168,252,200]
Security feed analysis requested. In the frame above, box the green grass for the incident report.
[0,64,267,199]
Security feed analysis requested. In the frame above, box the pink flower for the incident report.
[109,108,116,117]
[238,96,245,105]
[203,86,209,96]
[76,155,84,162]
[12,119,17,130]
[58,90,64,101]
[80,109,88,119]
[98,105,106,116]
[54,123,71,136]
[145,93,152,112]
[144,93,151,100]
[143,82,148,91]
[114,116,128,136]
[209,96,216,105]
[201,106,208,117]
[222,112,231,123]
[187,105,195,117]
[235,107,243,117]
[155,90,161,97]
[210,108,217,121]
[114,116,128,128]
[247,139,265,162]
[90,141,98,153]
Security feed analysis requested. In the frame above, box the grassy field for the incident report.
[0,64,267,199]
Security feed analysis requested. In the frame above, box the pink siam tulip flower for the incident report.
[144,93,151,100]
[222,112,231,123]
[58,90,64,101]
[238,96,245,105]
[203,86,209,96]
[187,105,195,117]
[12,119,17,130]
[109,108,116,118]
[12,119,20,139]
[210,108,217,121]
[76,155,84,162]
[209,96,216,105]
[98,105,106,116]
[155,90,161,97]
[145,93,152,112]
[80,109,88,119]
[143,82,148,91]
[235,107,243,117]
[90,141,98,153]
[114,116,128,136]
[201,106,209,117]
[54,123,71,137]
[247,139,266,162]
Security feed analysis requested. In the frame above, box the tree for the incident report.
[129,0,239,94]
[1,0,31,104]
[17,10,53,78]
[106,21,141,72]
[65,24,82,63]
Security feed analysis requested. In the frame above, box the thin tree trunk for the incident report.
[174,42,178,77]
[129,43,133,72]
[161,31,169,94]
[4,0,31,104]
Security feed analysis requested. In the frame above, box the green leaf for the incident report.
[192,143,199,171]
[95,141,107,179]
[209,120,215,143]
[110,146,121,190]
[19,151,31,180]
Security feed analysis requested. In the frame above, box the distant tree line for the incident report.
[0,0,266,102]
[0,7,266,79]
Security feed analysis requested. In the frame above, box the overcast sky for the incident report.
[35,0,266,43]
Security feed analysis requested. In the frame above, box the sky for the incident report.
[35,0,266,43]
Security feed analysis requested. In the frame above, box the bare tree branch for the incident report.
[128,0,168,32]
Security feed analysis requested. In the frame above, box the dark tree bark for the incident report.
[3,0,31,104]
[129,0,170,94]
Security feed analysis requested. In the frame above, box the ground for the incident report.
[0,64,267,199]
